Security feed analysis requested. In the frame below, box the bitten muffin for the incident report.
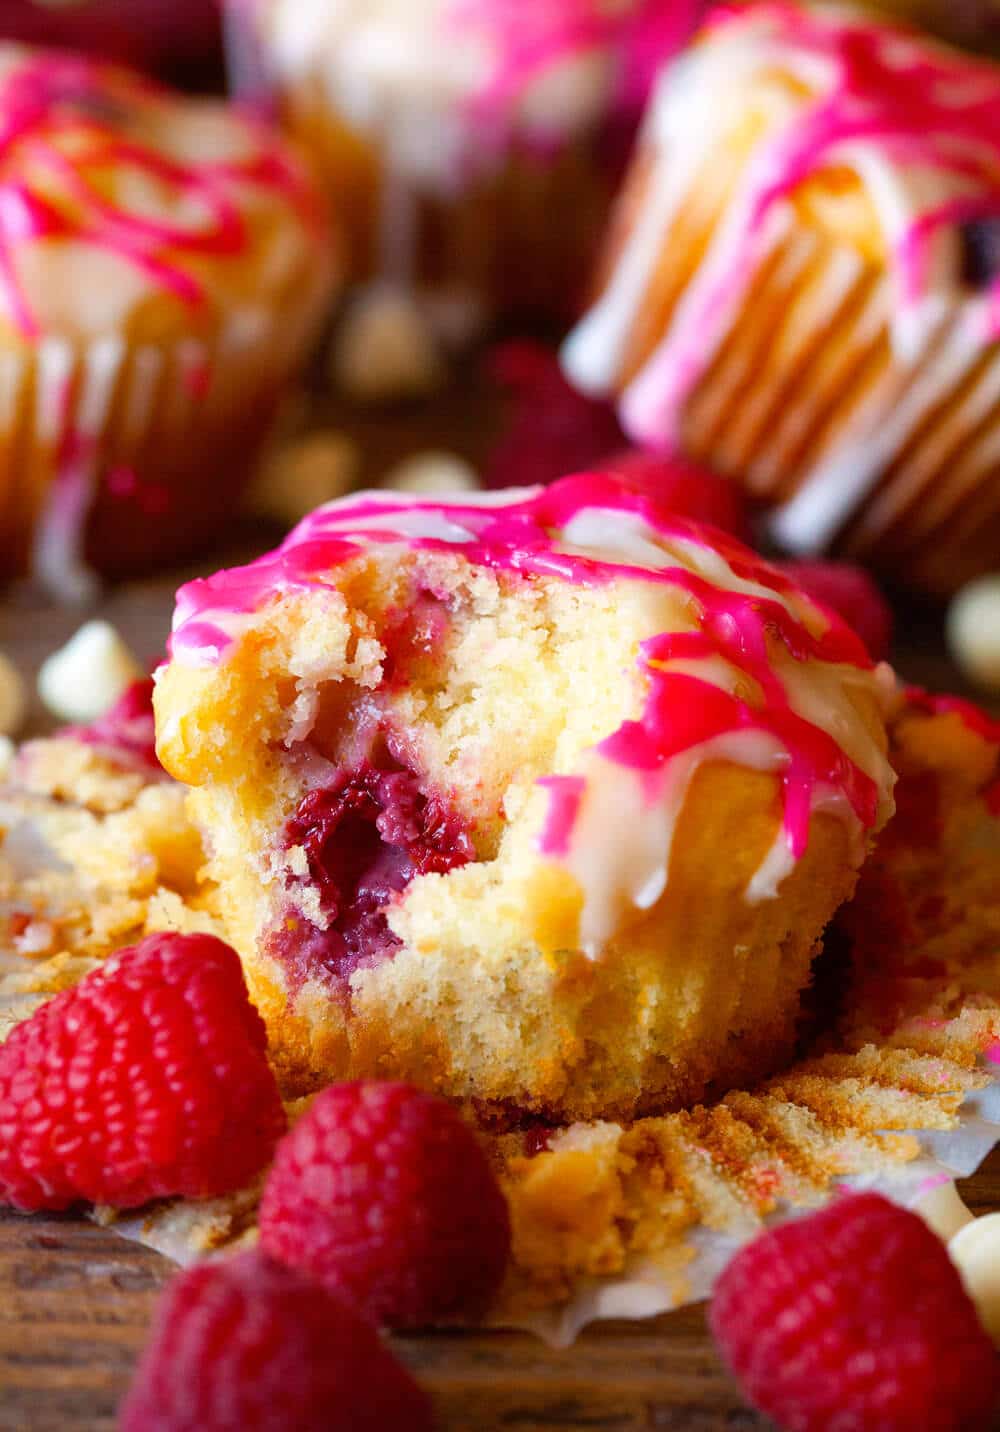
[231,0,703,327]
[154,473,895,1123]
[564,2,1000,597]
[0,45,339,600]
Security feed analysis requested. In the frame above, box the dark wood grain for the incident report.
[0,1206,761,1432]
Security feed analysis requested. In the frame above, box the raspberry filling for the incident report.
[271,754,474,991]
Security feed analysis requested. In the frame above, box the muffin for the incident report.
[232,0,704,327]
[563,2,1000,597]
[154,471,895,1123]
[0,44,339,600]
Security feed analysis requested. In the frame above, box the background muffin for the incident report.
[155,473,895,1123]
[0,44,339,600]
[232,0,705,330]
[564,2,1000,597]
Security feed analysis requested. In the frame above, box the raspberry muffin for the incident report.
[564,3,1000,597]
[154,472,895,1122]
[232,0,703,326]
[0,45,338,601]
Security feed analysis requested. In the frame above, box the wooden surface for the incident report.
[1,1163,997,1432]
[0,387,997,1429]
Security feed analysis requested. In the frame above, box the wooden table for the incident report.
[0,384,997,1429]
[1,1159,997,1432]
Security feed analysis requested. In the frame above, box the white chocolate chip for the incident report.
[914,1180,974,1242]
[383,452,480,496]
[331,285,445,403]
[247,432,360,527]
[947,576,1000,692]
[37,621,142,724]
[950,1213,1000,1345]
[0,653,26,737]
[519,50,614,135]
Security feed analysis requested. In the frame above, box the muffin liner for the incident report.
[94,999,1000,1347]
[3,293,326,600]
[575,148,1000,596]
[2,725,999,1346]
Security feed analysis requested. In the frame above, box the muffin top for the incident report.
[0,44,333,343]
[565,2,1000,440]
[251,0,701,188]
[162,472,895,952]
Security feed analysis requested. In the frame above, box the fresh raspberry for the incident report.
[118,1250,434,1432]
[602,449,751,540]
[710,1192,999,1432]
[259,1081,510,1328]
[779,559,893,661]
[484,341,624,490]
[64,676,162,773]
[274,756,474,991]
[0,932,286,1211]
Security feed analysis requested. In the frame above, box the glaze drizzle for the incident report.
[0,46,322,337]
[166,473,895,941]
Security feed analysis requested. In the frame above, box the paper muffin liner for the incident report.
[1,286,328,601]
[92,983,1000,1347]
[578,150,1000,597]
[2,718,999,1347]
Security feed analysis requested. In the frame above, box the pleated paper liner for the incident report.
[0,286,329,601]
[2,702,1000,1345]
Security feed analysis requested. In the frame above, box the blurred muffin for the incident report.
[0,44,339,600]
[232,0,704,328]
[564,2,1000,597]
[154,472,894,1122]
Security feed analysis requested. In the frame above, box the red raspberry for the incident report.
[259,1081,510,1328]
[0,932,286,1211]
[779,559,893,661]
[603,449,751,540]
[710,1192,999,1432]
[64,676,161,773]
[118,1250,433,1432]
[485,341,624,490]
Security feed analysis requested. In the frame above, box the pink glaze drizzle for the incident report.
[600,2,1000,445]
[0,48,323,337]
[700,2,1000,316]
[168,472,887,881]
[449,0,706,137]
